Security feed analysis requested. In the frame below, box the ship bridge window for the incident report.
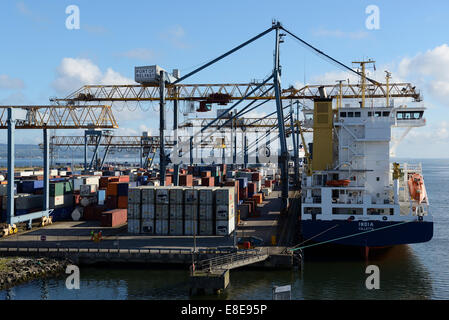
[396,111,423,120]
[382,111,390,117]
[375,111,382,117]
[348,112,354,117]
[355,112,361,117]
[368,111,373,117]
[340,112,347,117]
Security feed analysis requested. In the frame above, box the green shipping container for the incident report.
[64,181,74,194]
[50,183,65,197]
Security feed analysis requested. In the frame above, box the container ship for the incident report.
[300,75,433,254]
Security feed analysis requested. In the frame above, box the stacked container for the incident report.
[127,187,141,234]
[141,186,155,234]
[169,187,184,235]
[215,187,236,236]
[155,187,169,235]
[184,188,198,236]
[198,187,216,235]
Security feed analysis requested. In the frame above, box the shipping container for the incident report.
[141,186,155,204]
[117,196,128,209]
[155,204,169,220]
[216,204,235,221]
[215,187,235,205]
[199,205,213,221]
[184,204,198,220]
[128,187,142,204]
[184,189,199,204]
[155,219,169,235]
[128,203,141,219]
[80,184,97,196]
[98,189,106,205]
[117,183,129,196]
[101,209,127,227]
[179,174,193,186]
[155,188,169,204]
[141,219,154,234]
[184,219,198,236]
[216,218,235,236]
[169,187,184,204]
[141,203,155,220]
[169,219,183,235]
[169,204,183,220]
[127,218,140,234]
[199,220,214,235]
[198,187,215,205]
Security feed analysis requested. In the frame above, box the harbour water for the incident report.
[1,158,448,300]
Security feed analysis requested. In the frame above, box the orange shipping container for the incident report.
[253,194,263,204]
[106,182,119,196]
[117,196,128,209]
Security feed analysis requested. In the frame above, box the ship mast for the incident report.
[353,60,376,108]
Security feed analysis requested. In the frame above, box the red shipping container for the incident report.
[117,196,128,209]
[251,172,261,181]
[248,182,257,194]
[165,175,173,186]
[105,195,117,210]
[118,176,130,183]
[179,174,193,186]
[83,205,105,221]
[100,209,127,227]
[201,171,211,178]
[201,177,214,186]
[239,187,248,200]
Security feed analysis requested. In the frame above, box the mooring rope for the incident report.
[288,220,413,252]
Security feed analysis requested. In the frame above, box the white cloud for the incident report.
[52,57,135,94]
[313,28,369,40]
[398,44,449,103]
[16,1,46,23]
[0,74,25,90]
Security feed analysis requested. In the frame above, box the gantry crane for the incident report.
[1,105,117,230]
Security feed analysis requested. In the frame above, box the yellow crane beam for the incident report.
[0,105,118,129]
[49,81,421,103]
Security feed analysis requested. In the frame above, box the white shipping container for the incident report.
[141,187,155,204]
[128,187,142,204]
[128,219,140,234]
[184,219,198,236]
[199,205,213,221]
[199,220,214,235]
[155,220,169,235]
[184,204,198,220]
[156,188,169,204]
[59,171,67,176]
[156,204,169,220]
[215,187,235,205]
[169,219,183,235]
[216,204,235,221]
[85,177,100,186]
[216,218,235,236]
[184,189,199,204]
[199,188,215,205]
[50,169,58,176]
[33,171,43,176]
[73,178,84,191]
[141,219,154,234]
[142,203,155,220]
[135,65,165,84]
[169,187,184,204]
[169,204,183,220]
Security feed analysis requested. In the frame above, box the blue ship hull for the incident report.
[301,219,433,247]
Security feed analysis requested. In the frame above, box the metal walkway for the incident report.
[195,249,269,273]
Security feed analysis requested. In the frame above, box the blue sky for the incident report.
[1,0,449,158]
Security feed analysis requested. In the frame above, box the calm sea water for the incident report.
[1,159,448,300]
